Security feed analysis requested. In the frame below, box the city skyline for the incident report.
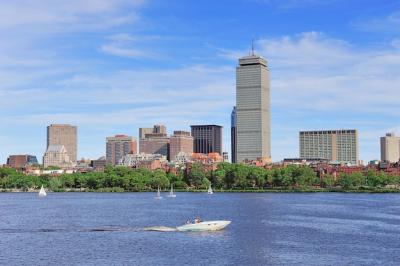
[1,0,400,163]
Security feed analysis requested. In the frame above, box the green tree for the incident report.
[187,163,206,188]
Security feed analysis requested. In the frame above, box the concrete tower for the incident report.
[236,53,270,162]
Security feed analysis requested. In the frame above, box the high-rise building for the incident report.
[139,128,153,139]
[139,125,170,159]
[47,124,77,163]
[139,125,167,139]
[231,106,237,163]
[7,155,38,168]
[43,145,74,168]
[106,135,137,165]
[299,130,359,164]
[380,133,400,163]
[169,131,193,162]
[236,53,271,162]
[153,124,167,134]
[140,134,170,159]
[191,125,222,155]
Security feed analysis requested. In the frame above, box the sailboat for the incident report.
[207,184,213,195]
[38,185,47,197]
[154,186,162,199]
[167,184,176,198]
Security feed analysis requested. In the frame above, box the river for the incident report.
[0,192,399,265]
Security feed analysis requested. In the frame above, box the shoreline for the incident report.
[2,188,400,193]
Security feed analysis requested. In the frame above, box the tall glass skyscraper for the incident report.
[236,54,271,162]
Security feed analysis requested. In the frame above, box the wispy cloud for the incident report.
[0,0,145,31]
[100,33,161,59]
[352,10,400,33]
[244,0,343,9]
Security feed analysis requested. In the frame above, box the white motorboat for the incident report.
[38,185,47,197]
[154,186,162,199]
[207,184,213,194]
[167,184,176,198]
[176,220,231,232]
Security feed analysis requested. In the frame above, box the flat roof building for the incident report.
[106,135,137,165]
[191,125,223,155]
[169,131,193,162]
[7,155,38,169]
[299,130,359,165]
[380,133,400,163]
[47,124,77,163]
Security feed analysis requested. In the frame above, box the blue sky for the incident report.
[1,0,400,163]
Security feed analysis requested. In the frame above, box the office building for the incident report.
[43,145,74,168]
[231,106,237,163]
[139,125,170,159]
[191,125,223,155]
[380,133,400,163]
[139,128,153,139]
[140,134,170,159]
[169,131,193,162]
[139,124,167,139]
[236,53,271,162]
[47,124,77,163]
[7,155,38,168]
[299,130,359,165]
[106,135,137,165]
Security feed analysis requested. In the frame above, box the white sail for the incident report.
[167,184,176,198]
[207,184,213,194]
[38,185,47,197]
[155,186,162,199]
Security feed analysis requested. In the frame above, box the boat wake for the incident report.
[142,226,177,232]
[0,226,179,234]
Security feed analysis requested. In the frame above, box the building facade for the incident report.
[169,131,193,162]
[236,54,271,162]
[43,145,74,168]
[139,134,170,159]
[231,106,237,163]
[299,130,359,165]
[380,133,400,163]
[7,155,38,168]
[139,128,153,140]
[47,124,77,163]
[106,135,137,165]
[119,153,167,170]
[191,125,223,155]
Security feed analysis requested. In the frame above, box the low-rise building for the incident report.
[7,155,38,169]
[91,156,107,171]
[43,145,74,168]
[119,153,167,170]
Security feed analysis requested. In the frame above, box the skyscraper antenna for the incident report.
[251,39,255,56]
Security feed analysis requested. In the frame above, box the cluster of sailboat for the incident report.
[38,183,230,232]
[155,184,213,199]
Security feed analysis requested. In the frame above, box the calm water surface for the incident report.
[0,192,399,265]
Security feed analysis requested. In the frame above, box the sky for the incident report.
[1,0,400,163]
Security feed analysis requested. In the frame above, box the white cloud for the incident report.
[221,32,400,160]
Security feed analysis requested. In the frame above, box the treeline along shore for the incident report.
[1,163,400,193]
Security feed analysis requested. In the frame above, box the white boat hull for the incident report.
[176,220,231,232]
